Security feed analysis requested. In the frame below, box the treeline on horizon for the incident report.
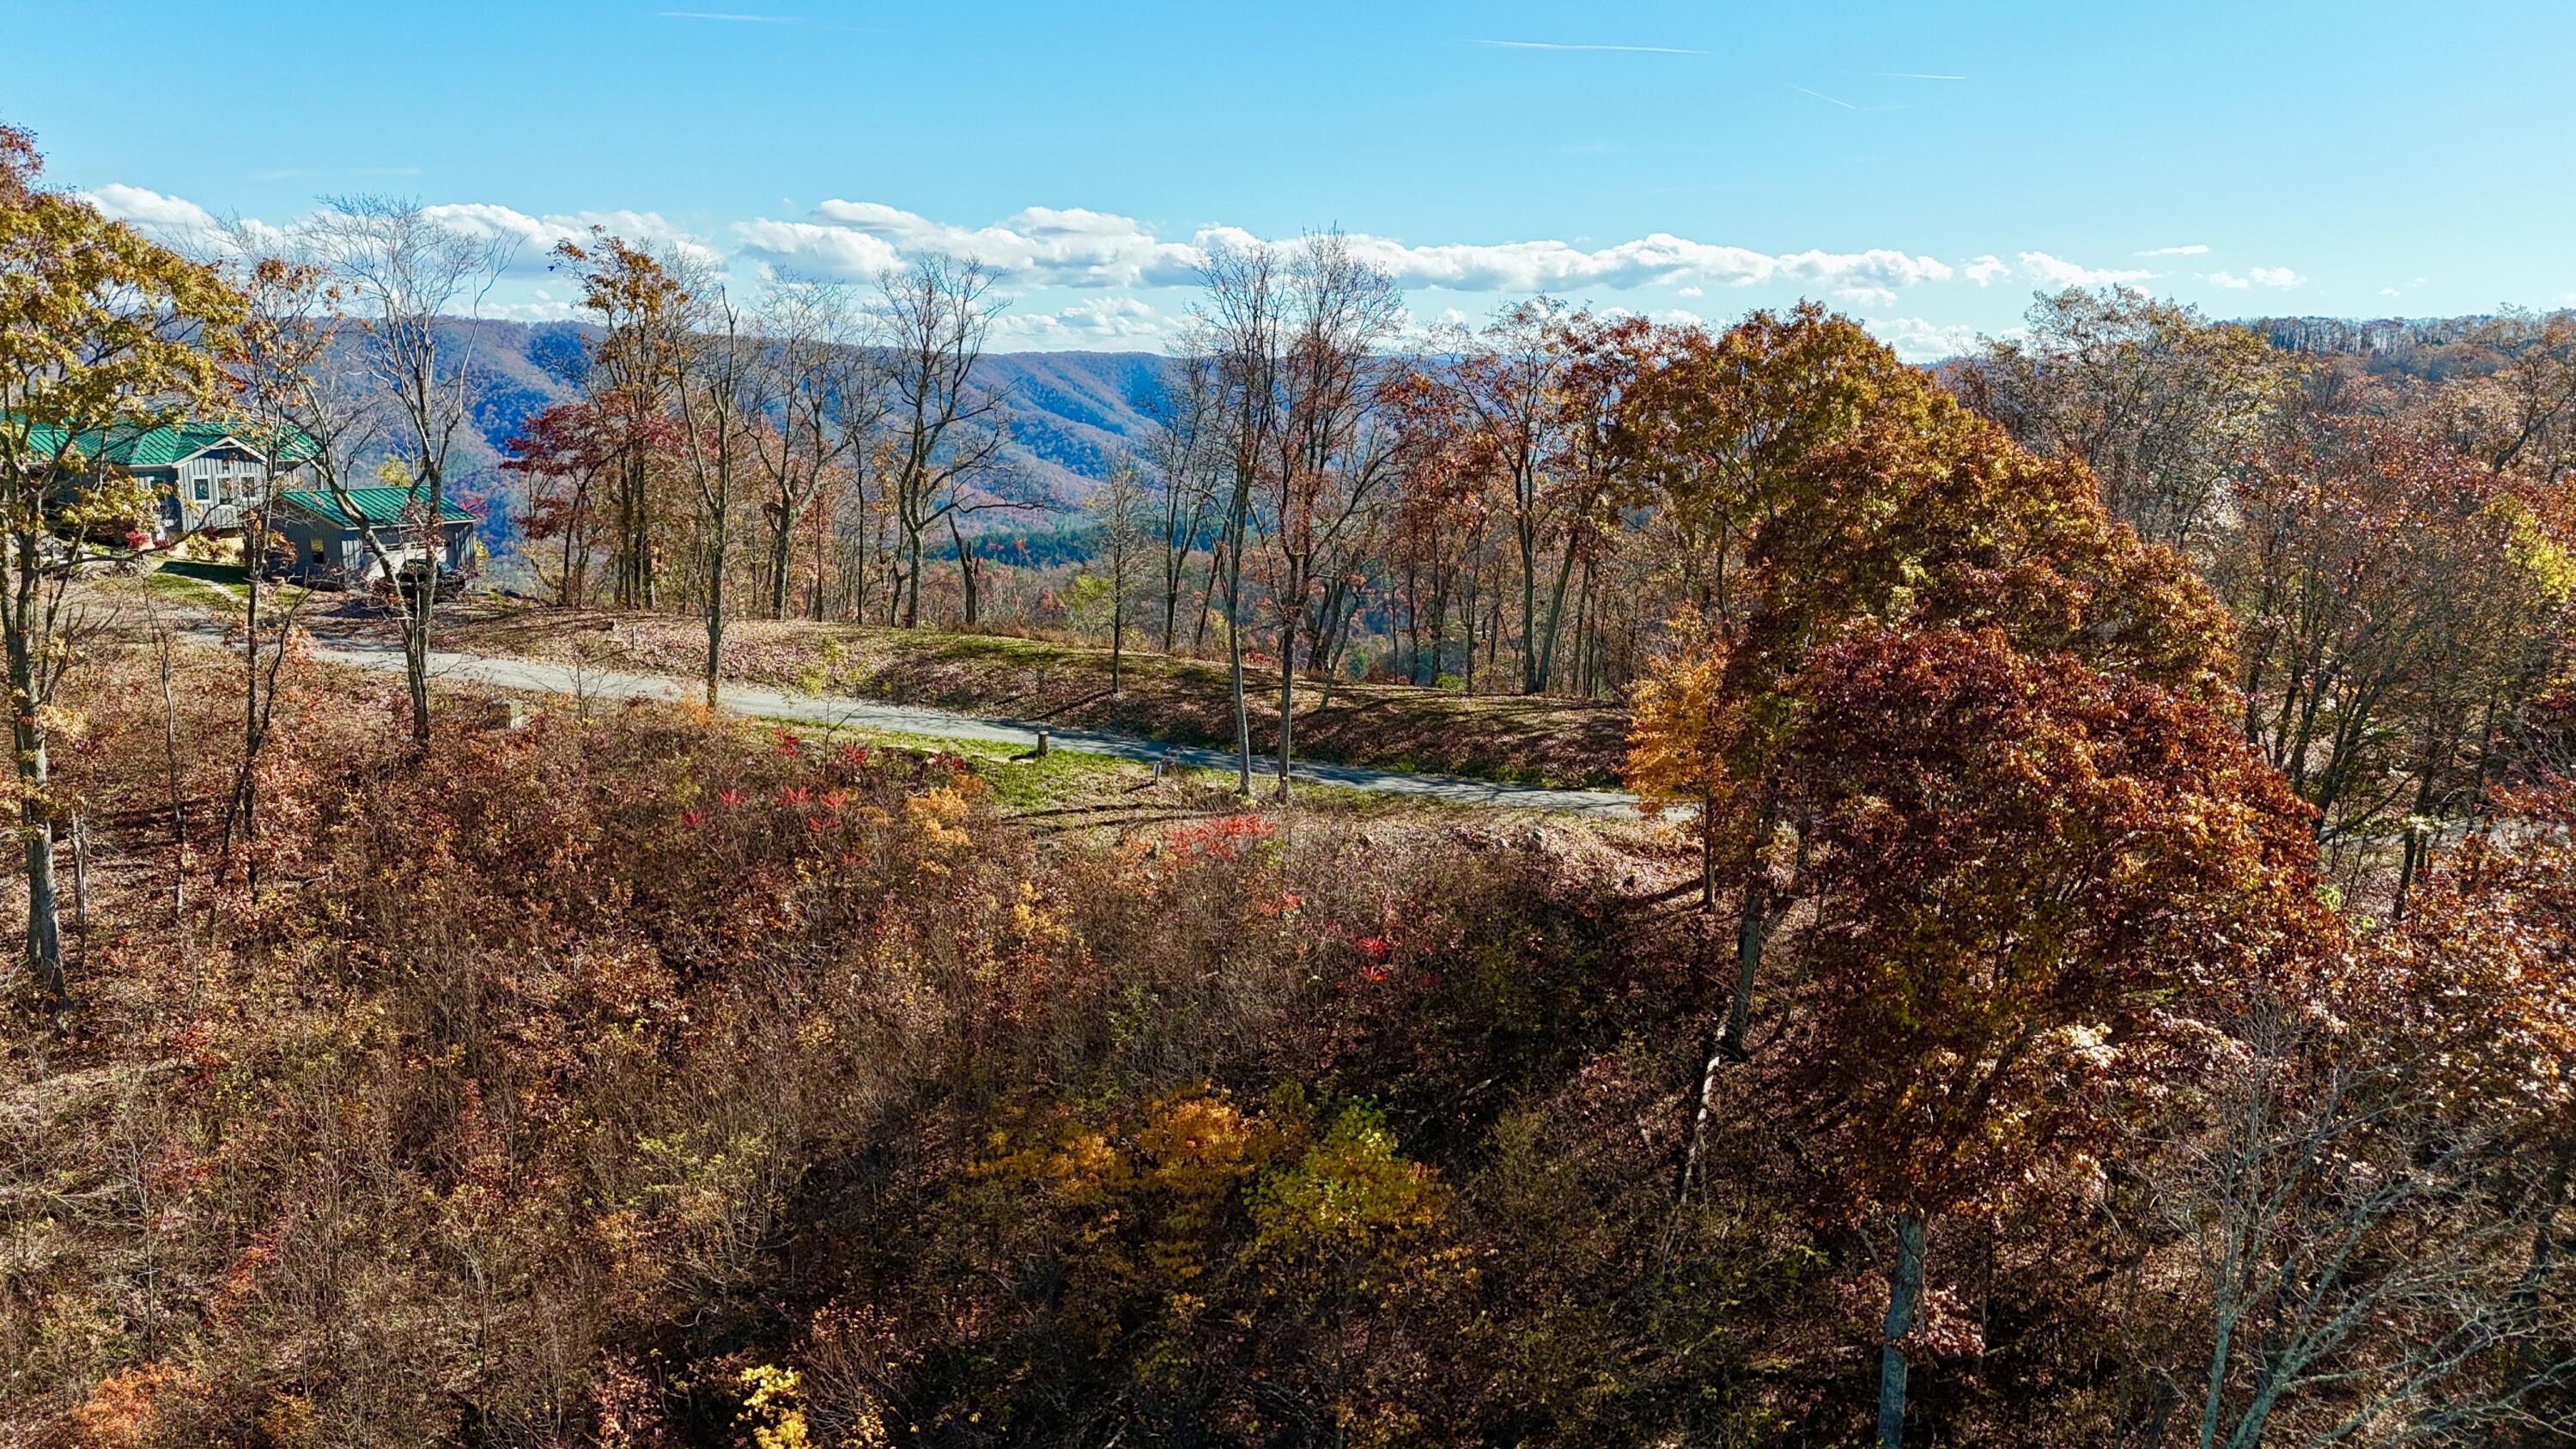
[10,110,2576,1448]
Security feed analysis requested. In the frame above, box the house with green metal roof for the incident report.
[269,486,480,589]
[18,416,319,539]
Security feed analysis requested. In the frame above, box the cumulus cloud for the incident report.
[734,199,1956,297]
[1964,254,2008,286]
[2208,266,2305,290]
[2018,252,2154,289]
[421,202,726,275]
[82,183,216,230]
[78,184,293,257]
[1868,317,1986,363]
[988,295,1171,346]
[79,183,727,285]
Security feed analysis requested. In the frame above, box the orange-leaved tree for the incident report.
[1698,361,2236,1067]
[1771,624,2323,1448]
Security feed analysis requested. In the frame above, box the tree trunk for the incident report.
[1879,1210,1929,1449]
[404,596,434,745]
[703,528,726,708]
[768,502,793,619]
[1110,592,1125,694]
[13,668,64,1002]
[949,514,979,625]
[1277,616,1297,801]
[1718,780,1780,1061]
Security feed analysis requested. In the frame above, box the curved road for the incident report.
[303,634,1641,817]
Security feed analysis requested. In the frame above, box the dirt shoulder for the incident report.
[361,600,1631,788]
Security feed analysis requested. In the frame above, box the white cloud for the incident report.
[2382,288,2403,297]
[2136,243,2209,257]
[2019,252,2154,289]
[420,202,726,275]
[1964,254,2008,286]
[1675,284,1704,298]
[988,295,1172,346]
[77,184,293,257]
[736,199,1956,298]
[2209,266,2304,290]
[1868,317,1986,363]
[81,183,216,230]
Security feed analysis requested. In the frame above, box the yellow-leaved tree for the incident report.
[0,121,241,1002]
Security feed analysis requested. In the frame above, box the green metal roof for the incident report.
[15,416,319,467]
[276,487,477,529]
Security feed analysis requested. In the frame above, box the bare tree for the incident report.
[1144,356,1223,654]
[1964,287,2296,556]
[751,279,880,619]
[878,254,1009,627]
[1255,234,1402,796]
[215,244,374,883]
[303,196,513,743]
[1086,451,1151,692]
[1177,239,1286,794]
[2130,983,2574,1447]
[672,285,767,707]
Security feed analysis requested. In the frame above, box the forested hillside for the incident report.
[405,319,1172,531]
[8,117,2576,1449]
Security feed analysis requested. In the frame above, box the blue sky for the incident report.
[15,0,2574,356]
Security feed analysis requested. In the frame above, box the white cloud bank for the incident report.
[2018,251,2155,289]
[78,180,2254,362]
[734,199,1960,300]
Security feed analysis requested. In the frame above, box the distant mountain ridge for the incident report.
[390,320,1172,523]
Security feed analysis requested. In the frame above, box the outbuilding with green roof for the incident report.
[269,486,480,589]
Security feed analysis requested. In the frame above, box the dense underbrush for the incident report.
[5,642,2569,1447]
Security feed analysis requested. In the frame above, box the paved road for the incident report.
[301,634,1641,817]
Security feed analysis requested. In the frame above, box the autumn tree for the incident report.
[500,399,611,606]
[0,123,241,1000]
[1773,626,2324,1447]
[2217,410,2572,879]
[1961,286,2297,555]
[1617,303,1913,636]
[553,228,692,610]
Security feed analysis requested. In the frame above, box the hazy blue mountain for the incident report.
[369,321,1173,535]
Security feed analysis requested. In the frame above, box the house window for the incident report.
[193,476,212,502]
